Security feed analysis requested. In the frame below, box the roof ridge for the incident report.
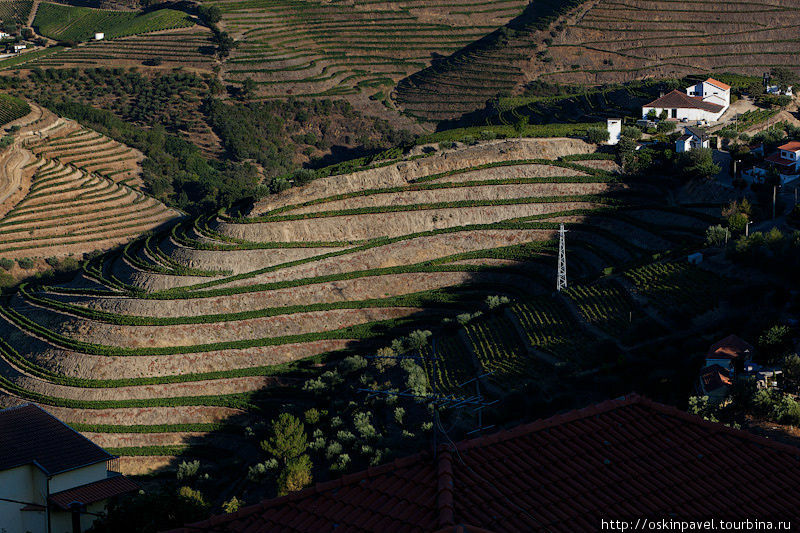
[456,394,643,452]
[436,447,455,529]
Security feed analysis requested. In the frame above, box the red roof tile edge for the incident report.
[49,475,140,511]
[167,394,800,533]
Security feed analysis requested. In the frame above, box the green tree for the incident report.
[198,5,222,25]
[261,413,308,464]
[679,147,720,180]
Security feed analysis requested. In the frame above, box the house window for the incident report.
[671,109,677,119]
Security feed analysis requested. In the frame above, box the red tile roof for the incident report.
[705,78,731,92]
[49,475,139,511]
[168,394,800,533]
[766,152,797,167]
[0,403,113,475]
[707,334,753,360]
[699,364,732,392]
[778,141,800,152]
[644,90,724,113]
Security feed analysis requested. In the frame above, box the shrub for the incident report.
[222,496,242,514]
[393,407,405,425]
[354,412,376,439]
[621,126,642,140]
[759,325,793,362]
[177,486,209,512]
[340,355,367,375]
[277,454,312,496]
[586,127,609,144]
[486,295,511,310]
[0,258,13,271]
[17,257,34,269]
[705,225,729,247]
[325,441,343,460]
[176,460,200,481]
[304,408,320,425]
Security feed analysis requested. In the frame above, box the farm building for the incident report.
[169,394,800,532]
[643,78,730,123]
[0,32,11,40]
[606,118,622,145]
[705,334,753,376]
[765,141,800,173]
[0,404,138,533]
[696,364,731,404]
[11,44,26,53]
[675,126,709,153]
[94,32,104,40]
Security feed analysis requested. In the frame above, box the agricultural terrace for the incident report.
[0,93,29,126]
[394,0,590,122]
[542,0,800,86]
[28,28,216,72]
[27,117,144,186]
[0,0,32,26]
[395,0,800,122]
[0,136,730,473]
[0,103,179,258]
[204,0,529,98]
[32,3,194,42]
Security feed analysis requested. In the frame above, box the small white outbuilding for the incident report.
[94,32,105,40]
[606,118,621,146]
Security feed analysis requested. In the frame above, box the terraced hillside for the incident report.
[30,28,216,71]
[0,136,728,474]
[0,0,33,27]
[208,0,530,97]
[32,2,194,42]
[395,0,800,121]
[27,118,144,186]
[0,103,178,258]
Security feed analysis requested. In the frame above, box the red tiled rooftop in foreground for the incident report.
[168,394,800,533]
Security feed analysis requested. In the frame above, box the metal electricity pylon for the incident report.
[557,223,567,292]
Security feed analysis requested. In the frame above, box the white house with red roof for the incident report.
[766,141,800,173]
[0,404,138,533]
[643,78,730,123]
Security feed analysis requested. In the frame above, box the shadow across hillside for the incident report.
[21,142,780,532]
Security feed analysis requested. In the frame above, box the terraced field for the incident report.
[30,28,216,71]
[395,0,800,121]
[0,103,179,258]
[27,119,144,187]
[33,3,194,42]
[0,0,32,26]
[0,135,729,473]
[207,0,530,98]
[0,93,30,126]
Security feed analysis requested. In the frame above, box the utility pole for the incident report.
[773,185,777,219]
[746,221,752,237]
[557,223,567,292]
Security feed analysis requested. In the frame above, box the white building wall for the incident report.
[642,106,724,123]
[49,462,107,493]
[0,465,48,533]
[606,119,621,145]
